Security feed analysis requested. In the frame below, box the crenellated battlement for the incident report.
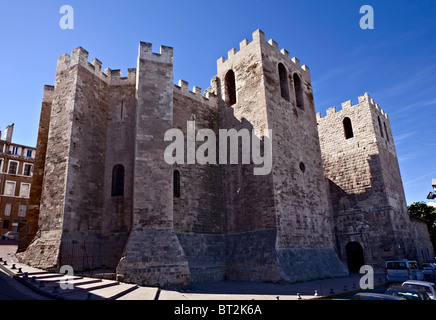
[174,79,218,106]
[217,29,310,74]
[55,47,136,86]
[138,41,173,63]
[317,93,389,120]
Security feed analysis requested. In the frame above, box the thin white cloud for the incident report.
[404,170,436,186]
[398,153,417,162]
[395,131,416,142]
[394,98,436,115]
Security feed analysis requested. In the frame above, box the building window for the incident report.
[18,205,26,217]
[293,73,304,110]
[4,204,11,217]
[384,122,390,143]
[378,116,384,138]
[174,170,181,197]
[20,183,31,198]
[278,63,290,101]
[4,181,16,196]
[7,161,18,175]
[23,163,33,176]
[225,69,236,107]
[111,164,124,197]
[26,149,33,158]
[343,117,354,139]
[11,146,19,155]
[0,159,3,173]
[2,220,10,229]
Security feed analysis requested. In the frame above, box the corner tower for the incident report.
[317,93,433,271]
[217,30,347,282]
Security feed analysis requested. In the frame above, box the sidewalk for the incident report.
[0,244,386,300]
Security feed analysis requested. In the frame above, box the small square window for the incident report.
[26,149,33,158]
[4,181,16,196]
[18,205,26,217]
[23,164,33,176]
[11,146,19,156]
[4,204,11,217]
[20,183,30,198]
[8,161,18,175]
[2,220,10,229]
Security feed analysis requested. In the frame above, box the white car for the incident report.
[1,231,18,240]
[402,280,436,300]
[385,260,424,282]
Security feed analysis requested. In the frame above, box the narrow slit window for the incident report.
[111,164,125,197]
[384,122,390,142]
[343,117,354,139]
[225,69,236,107]
[293,73,304,110]
[378,116,384,138]
[278,63,290,101]
[174,170,180,197]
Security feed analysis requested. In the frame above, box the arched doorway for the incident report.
[346,242,365,273]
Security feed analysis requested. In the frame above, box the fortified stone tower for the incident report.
[22,30,434,287]
[216,29,347,282]
[116,43,191,287]
[18,43,191,287]
[317,93,432,271]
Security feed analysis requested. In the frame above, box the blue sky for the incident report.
[0,0,435,205]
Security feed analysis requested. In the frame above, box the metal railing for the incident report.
[58,240,126,278]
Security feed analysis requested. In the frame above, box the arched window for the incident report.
[293,73,304,110]
[225,69,236,107]
[173,170,181,197]
[343,117,354,139]
[278,63,290,101]
[378,116,384,138]
[111,164,124,197]
[383,122,390,142]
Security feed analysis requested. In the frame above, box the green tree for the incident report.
[408,201,436,255]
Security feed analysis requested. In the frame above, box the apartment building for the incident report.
[0,124,35,235]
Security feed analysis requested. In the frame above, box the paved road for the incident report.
[327,277,436,300]
[0,240,51,300]
[0,270,39,300]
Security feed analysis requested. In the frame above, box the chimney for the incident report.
[3,123,14,143]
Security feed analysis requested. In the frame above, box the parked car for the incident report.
[385,285,431,300]
[420,263,436,278]
[385,260,424,282]
[402,280,436,300]
[351,292,405,300]
[1,231,18,240]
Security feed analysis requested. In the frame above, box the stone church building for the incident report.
[17,29,433,288]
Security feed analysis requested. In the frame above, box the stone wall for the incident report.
[410,216,434,261]
[17,51,80,269]
[20,30,433,287]
[16,86,53,253]
[116,43,190,288]
[318,93,434,270]
[216,29,347,281]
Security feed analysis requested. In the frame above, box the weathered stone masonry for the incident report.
[317,93,433,272]
[18,29,433,287]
